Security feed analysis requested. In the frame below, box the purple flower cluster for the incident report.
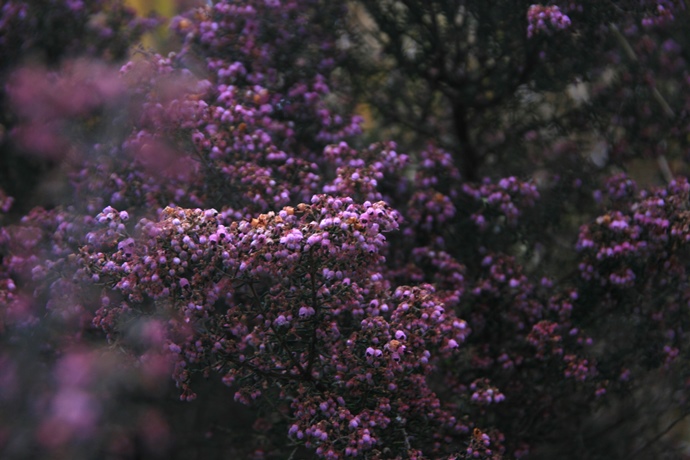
[7,60,126,159]
[405,146,461,234]
[573,177,690,401]
[77,197,481,456]
[527,5,572,38]
[462,177,540,231]
[640,0,679,27]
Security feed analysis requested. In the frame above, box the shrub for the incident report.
[1,0,690,459]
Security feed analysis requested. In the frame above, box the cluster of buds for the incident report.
[527,5,572,38]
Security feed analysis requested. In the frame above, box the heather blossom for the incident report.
[527,5,572,38]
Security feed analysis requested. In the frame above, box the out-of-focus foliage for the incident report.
[344,0,690,182]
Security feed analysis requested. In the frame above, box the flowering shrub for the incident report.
[2,0,690,459]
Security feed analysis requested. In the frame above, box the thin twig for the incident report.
[630,411,690,459]
[610,22,676,183]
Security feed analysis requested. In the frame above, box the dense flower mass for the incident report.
[79,198,476,457]
[2,0,690,459]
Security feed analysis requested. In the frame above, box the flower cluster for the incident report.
[61,0,367,221]
[462,177,540,231]
[405,145,461,235]
[287,286,470,458]
[7,60,126,159]
[76,198,481,457]
[526,5,572,38]
[640,0,679,27]
[323,141,409,204]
